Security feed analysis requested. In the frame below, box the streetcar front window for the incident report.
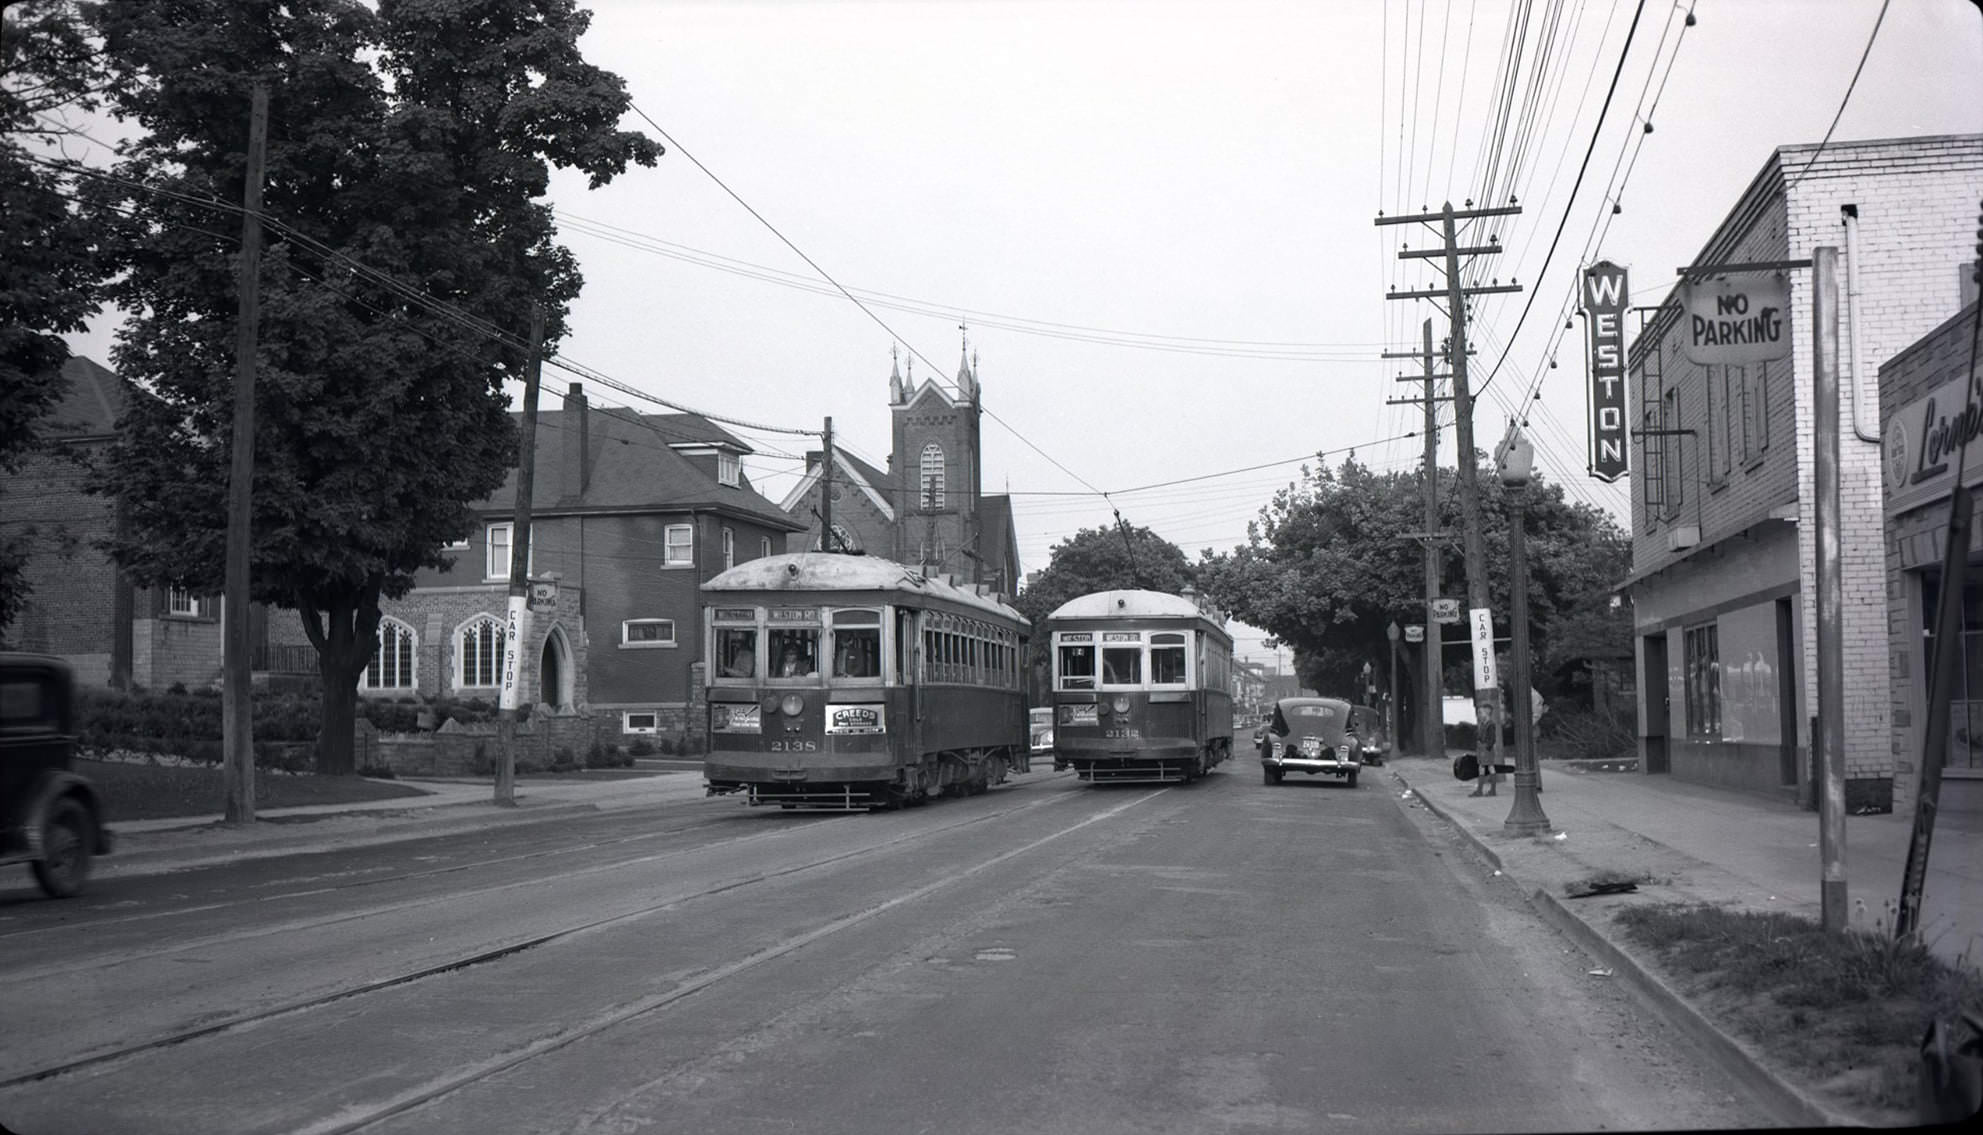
[830,609,882,680]
[1150,632,1188,685]
[1057,644,1095,690]
[715,627,758,680]
[766,628,821,681]
[1102,647,1142,686]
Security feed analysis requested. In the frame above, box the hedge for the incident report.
[77,687,523,767]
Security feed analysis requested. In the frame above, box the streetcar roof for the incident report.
[1039,591,1221,642]
[702,552,1027,625]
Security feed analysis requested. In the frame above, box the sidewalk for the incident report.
[1387,754,1983,1127]
[98,769,710,880]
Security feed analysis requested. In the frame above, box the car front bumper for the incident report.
[1264,757,1359,776]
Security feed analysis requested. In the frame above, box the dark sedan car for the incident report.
[1349,704,1391,766]
[0,653,113,897]
[1258,696,1362,787]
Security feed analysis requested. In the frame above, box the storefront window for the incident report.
[1922,567,1983,771]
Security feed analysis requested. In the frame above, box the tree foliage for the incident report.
[87,0,660,772]
[1197,454,1631,702]
[0,0,108,637]
[1014,523,1197,628]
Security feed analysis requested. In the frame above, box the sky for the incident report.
[58,0,1983,667]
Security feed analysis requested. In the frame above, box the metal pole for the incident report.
[495,304,546,807]
[222,81,268,826]
[1422,318,1445,757]
[821,416,834,551]
[1813,245,1849,932]
[1504,479,1551,834]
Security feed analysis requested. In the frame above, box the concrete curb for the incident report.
[100,800,609,881]
[1391,766,1859,1129]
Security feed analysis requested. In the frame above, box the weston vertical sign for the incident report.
[1582,261,1631,483]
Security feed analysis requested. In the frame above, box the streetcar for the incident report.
[1043,589,1236,783]
[701,553,1031,810]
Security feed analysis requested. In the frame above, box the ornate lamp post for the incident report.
[1497,426,1552,836]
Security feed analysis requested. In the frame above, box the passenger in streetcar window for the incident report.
[718,630,756,678]
[833,630,881,678]
[777,642,816,678]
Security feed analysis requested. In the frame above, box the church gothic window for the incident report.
[919,443,945,509]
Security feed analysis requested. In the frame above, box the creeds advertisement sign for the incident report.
[1582,261,1630,483]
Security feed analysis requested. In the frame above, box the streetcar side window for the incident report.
[830,608,882,681]
[895,609,916,683]
[1102,647,1142,686]
[1150,632,1188,686]
[1057,643,1095,690]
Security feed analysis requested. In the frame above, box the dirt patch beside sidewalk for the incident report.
[82,758,431,821]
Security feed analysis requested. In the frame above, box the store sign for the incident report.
[1884,369,1983,516]
[1582,262,1631,483]
[1678,275,1791,366]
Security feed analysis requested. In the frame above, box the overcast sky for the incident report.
[61,0,1983,665]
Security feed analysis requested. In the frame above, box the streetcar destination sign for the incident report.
[1678,274,1791,366]
[1582,261,1630,483]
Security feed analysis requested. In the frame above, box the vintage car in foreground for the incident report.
[1258,696,1363,787]
[1029,707,1060,768]
[0,653,113,897]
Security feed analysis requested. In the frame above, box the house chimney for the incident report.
[563,382,589,494]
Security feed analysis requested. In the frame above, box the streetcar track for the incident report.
[0,814,749,944]
[297,786,1168,1135]
[0,786,1090,1090]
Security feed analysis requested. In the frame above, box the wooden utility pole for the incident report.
[1378,202,1522,779]
[820,416,835,552]
[222,81,268,826]
[495,304,546,807]
[1812,246,1849,931]
[1384,319,1456,756]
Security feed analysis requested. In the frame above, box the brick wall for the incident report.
[1879,301,1983,816]
[0,443,122,684]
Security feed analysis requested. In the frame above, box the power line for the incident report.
[1786,0,1893,189]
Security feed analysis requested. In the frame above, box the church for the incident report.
[778,345,1021,601]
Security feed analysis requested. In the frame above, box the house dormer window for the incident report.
[718,451,740,487]
[920,443,945,509]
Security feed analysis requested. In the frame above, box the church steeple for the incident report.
[956,322,977,401]
[888,344,906,405]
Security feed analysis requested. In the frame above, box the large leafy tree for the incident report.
[89,0,659,772]
[1198,453,1631,707]
[1014,523,1197,627]
[0,0,107,638]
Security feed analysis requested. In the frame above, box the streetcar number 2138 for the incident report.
[1104,728,1140,739]
[768,740,819,752]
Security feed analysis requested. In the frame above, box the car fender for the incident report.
[21,772,110,858]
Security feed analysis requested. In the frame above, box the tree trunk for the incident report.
[299,583,383,777]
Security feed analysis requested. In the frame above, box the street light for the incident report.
[1496,425,1552,836]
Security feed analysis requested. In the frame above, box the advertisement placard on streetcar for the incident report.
[712,704,762,733]
[825,705,887,735]
[1059,704,1100,726]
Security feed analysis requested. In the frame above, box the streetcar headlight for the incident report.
[1112,695,1131,714]
[780,694,805,717]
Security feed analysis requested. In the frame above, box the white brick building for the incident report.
[1620,134,1983,810]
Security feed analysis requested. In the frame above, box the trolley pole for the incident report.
[222,81,268,826]
[820,416,835,552]
[1378,202,1522,780]
[495,303,546,808]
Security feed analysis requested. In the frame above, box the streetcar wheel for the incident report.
[31,798,92,899]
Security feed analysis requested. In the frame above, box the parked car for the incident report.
[1029,707,1061,769]
[0,653,113,897]
[1258,696,1362,788]
[1349,705,1390,766]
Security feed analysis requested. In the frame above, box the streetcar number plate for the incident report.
[768,740,819,752]
[1104,728,1140,739]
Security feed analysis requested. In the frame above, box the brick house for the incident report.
[264,382,803,745]
[1878,301,1983,822]
[1620,134,1983,810]
[0,356,230,690]
[778,347,1022,600]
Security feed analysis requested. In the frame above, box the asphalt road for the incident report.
[0,764,1769,1134]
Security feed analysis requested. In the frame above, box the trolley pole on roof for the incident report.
[495,303,546,808]
[820,416,835,552]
